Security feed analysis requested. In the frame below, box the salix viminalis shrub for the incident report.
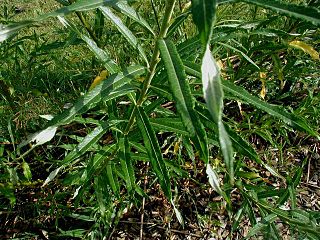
[1,0,320,237]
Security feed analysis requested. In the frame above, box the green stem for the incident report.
[151,0,160,32]
[76,12,100,46]
[124,0,176,134]
[67,0,100,46]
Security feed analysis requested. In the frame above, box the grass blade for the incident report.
[0,21,33,42]
[136,106,171,200]
[80,145,115,185]
[218,41,260,70]
[158,39,209,163]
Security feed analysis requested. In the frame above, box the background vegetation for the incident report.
[0,0,319,239]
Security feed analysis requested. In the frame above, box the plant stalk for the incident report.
[124,0,176,135]
[67,0,100,46]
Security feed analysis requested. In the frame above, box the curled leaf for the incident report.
[289,40,319,60]
[206,164,223,195]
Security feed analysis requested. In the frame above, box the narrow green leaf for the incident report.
[57,229,86,238]
[42,166,62,187]
[62,121,118,165]
[58,16,119,74]
[191,0,217,45]
[58,16,118,74]
[0,184,15,205]
[105,161,120,197]
[218,41,260,70]
[222,80,320,139]
[232,201,247,232]
[0,0,117,42]
[119,136,136,193]
[257,202,320,235]
[0,21,33,42]
[242,0,320,26]
[43,124,117,186]
[136,106,171,200]
[171,199,184,227]
[185,61,316,177]
[167,11,190,37]
[22,161,32,181]
[150,118,189,135]
[217,0,237,4]
[202,46,223,122]
[112,1,155,35]
[80,145,116,185]
[158,39,209,163]
[224,123,261,164]
[47,65,145,128]
[245,214,278,239]
[99,6,149,66]
[53,0,115,13]
[184,61,319,139]
[18,126,57,148]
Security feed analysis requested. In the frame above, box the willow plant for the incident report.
[1,0,319,238]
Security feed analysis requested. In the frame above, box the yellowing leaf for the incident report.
[259,72,267,79]
[136,76,145,82]
[89,70,109,90]
[173,140,180,155]
[259,72,267,99]
[182,2,191,12]
[289,40,319,60]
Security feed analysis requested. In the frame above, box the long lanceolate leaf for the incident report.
[192,0,234,184]
[20,65,145,153]
[184,61,320,139]
[136,106,172,200]
[47,65,145,128]
[242,0,320,26]
[43,122,118,186]
[202,46,234,184]
[0,0,116,42]
[58,16,118,74]
[99,6,149,66]
[191,0,216,45]
[222,80,320,140]
[62,121,119,165]
[158,39,209,164]
[112,1,155,36]
[119,136,136,193]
